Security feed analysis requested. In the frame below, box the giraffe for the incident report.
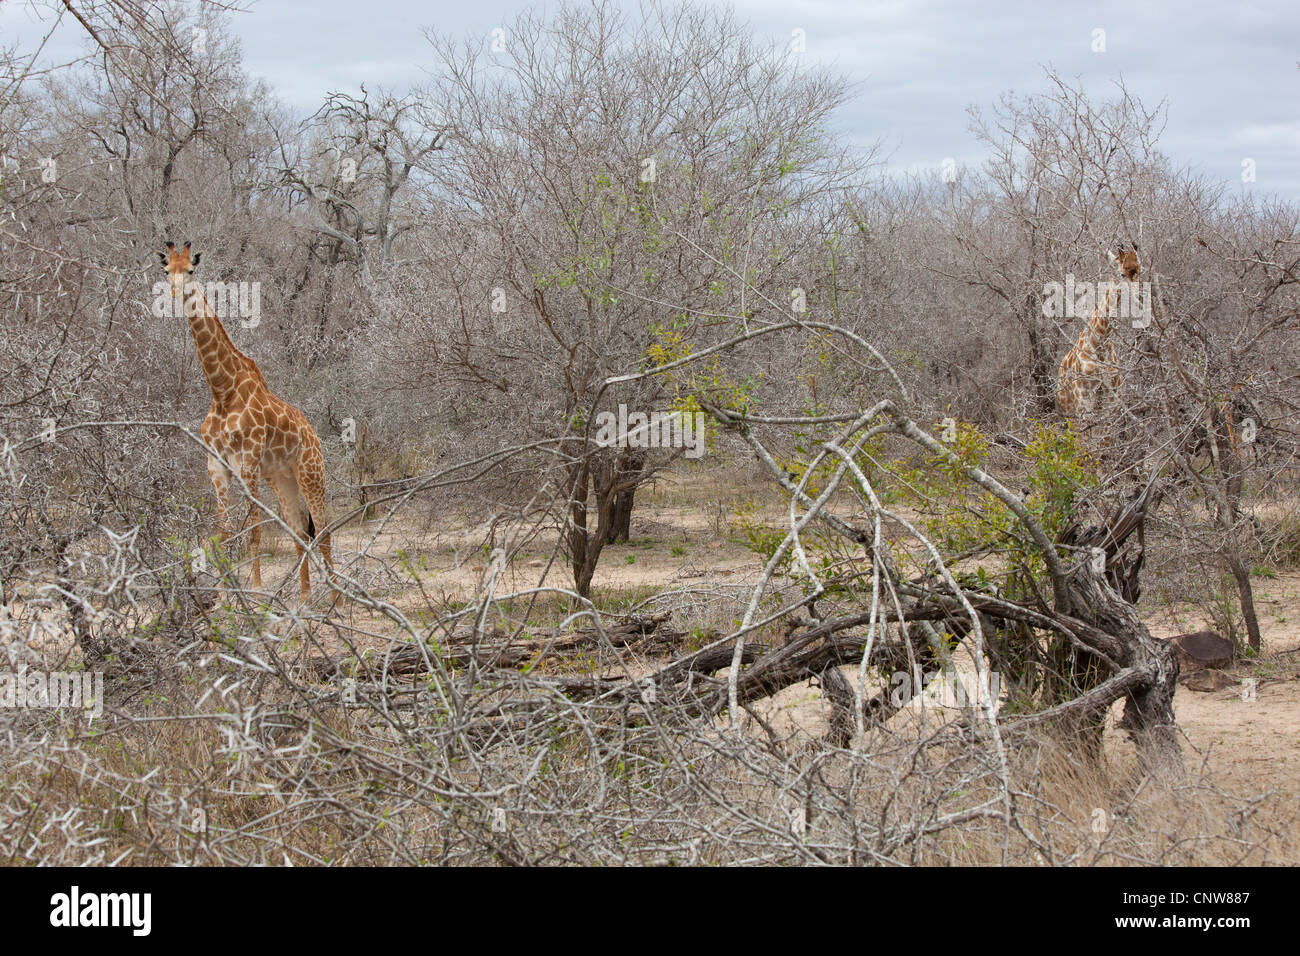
[159,242,334,602]
[1056,243,1140,427]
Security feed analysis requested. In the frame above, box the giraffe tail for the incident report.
[306,512,317,540]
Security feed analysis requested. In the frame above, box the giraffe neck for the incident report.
[186,288,252,407]
[1081,285,1116,349]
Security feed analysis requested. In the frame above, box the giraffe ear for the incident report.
[158,252,168,267]
[191,252,201,268]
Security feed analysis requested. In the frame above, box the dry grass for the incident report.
[2,618,1296,866]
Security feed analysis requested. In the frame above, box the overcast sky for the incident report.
[4,0,1299,198]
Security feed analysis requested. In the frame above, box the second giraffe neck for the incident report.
[187,291,255,407]
[1084,286,1117,342]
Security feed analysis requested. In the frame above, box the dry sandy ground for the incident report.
[1145,579,1300,793]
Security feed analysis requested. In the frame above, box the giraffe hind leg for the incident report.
[295,435,336,601]
[268,471,312,602]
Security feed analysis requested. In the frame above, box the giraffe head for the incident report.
[1115,242,1139,281]
[158,241,202,301]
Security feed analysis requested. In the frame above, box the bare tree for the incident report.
[389,0,860,595]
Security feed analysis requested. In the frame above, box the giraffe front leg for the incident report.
[238,465,264,592]
[207,456,234,563]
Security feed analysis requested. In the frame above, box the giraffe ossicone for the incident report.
[161,242,335,603]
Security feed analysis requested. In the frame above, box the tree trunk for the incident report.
[1209,405,1262,651]
[605,449,645,544]
[1066,558,1183,775]
[566,457,593,597]
[1226,552,1263,652]
[1025,309,1056,414]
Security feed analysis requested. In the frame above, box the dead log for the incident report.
[306,613,708,682]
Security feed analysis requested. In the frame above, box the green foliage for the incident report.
[895,420,1096,589]
[642,318,755,452]
[1022,423,1097,539]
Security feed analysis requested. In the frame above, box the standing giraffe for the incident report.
[1056,243,1140,426]
[159,242,334,602]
